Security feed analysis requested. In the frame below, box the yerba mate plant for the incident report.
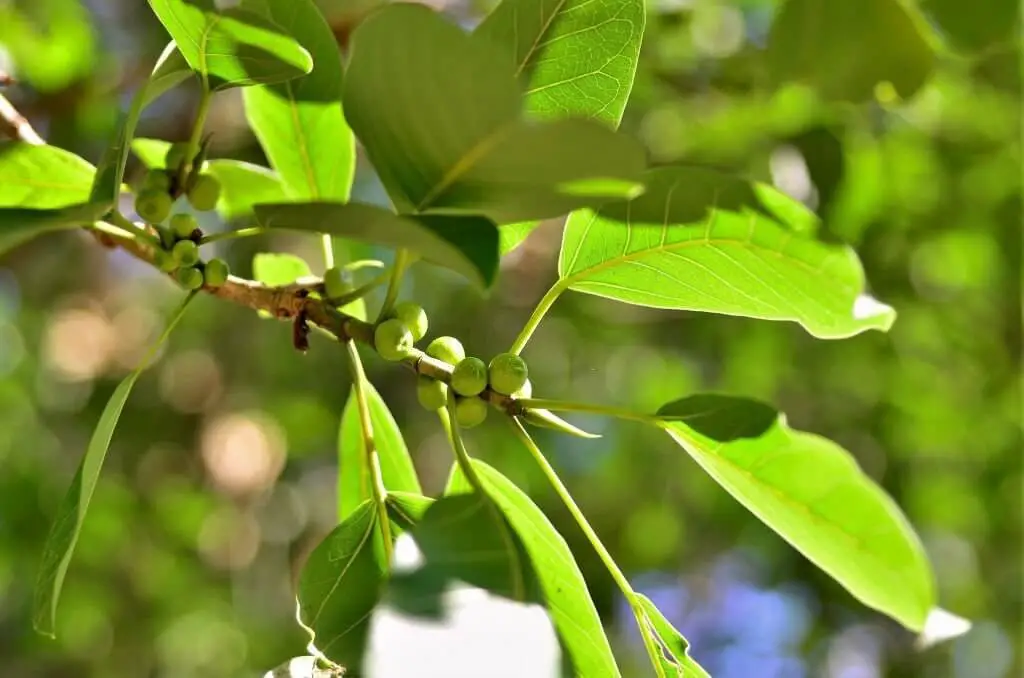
[0,0,971,676]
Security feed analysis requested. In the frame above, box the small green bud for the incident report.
[488,353,529,396]
[455,396,488,429]
[134,189,172,224]
[323,267,350,300]
[187,174,221,212]
[417,376,448,411]
[450,356,488,397]
[375,319,415,362]
[204,258,229,287]
[426,336,465,366]
[143,169,172,192]
[172,239,200,267]
[391,301,428,342]
[175,266,204,290]
[170,213,198,240]
[154,248,177,272]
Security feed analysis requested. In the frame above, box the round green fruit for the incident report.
[143,169,172,192]
[488,353,529,395]
[165,143,188,171]
[204,258,229,288]
[455,396,488,429]
[154,249,177,272]
[391,301,428,341]
[172,239,200,267]
[187,174,221,212]
[170,213,198,240]
[426,336,465,366]
[374,319,414,362]
[417,376,448,411]
[134,189,172,224]
[323,267,350,300]
[451,357,488,397]
[175,266,204,290]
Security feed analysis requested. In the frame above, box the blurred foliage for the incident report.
[0,0,1020,677]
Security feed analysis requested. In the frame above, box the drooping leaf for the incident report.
[90,43,192,205]
[656,394,936,631]
[365,494,563,678]
[33,292,196,637]
[474,0,646,252]
[298,499,387,669]
[635,593,710,678]
[0,203,113,256]
[446,459,620,678]
[252,252,312,286]
[766,0,935,103]
[242,0,355,201]
[558,166,896,339]
[342,3,646,223]
[0,142,96,207]
[254,202,501,288]
[146,0,313,90]
[338,381,421,521]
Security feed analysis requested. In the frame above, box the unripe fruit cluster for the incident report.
[373,301,430,363]
[134,143,223,226]
[145,210,229,291]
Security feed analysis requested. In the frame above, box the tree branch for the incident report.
[0,91,44,145]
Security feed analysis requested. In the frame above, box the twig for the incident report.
[0,93,44,145]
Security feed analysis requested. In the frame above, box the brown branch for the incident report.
[0,92,44,145]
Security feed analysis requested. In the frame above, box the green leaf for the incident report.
[298,499,386,668]
[342,3,646,223]
[766,0,934,103]
[0,202,113,256]
[558,166,895,340]
[130,138,173,169]
[656,394,936,631]
[242,0,355,202]
[253,202,501,289]
[474,0,645,253]
[384,492,434,531]
[446,459,620,678]
[0,142,96,207]
[922,0,1019,53]
[90,43,192,205]
[635,594,709,678]
[338,381,422,521]
[147,0,313,90]
[252,252,312,286]
[33,292,196,637]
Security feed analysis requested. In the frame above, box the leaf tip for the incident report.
[853,293,897,331]
[915,608,972,650]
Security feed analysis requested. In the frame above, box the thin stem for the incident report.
[509,280,568,355]
[344,340,394,564]
[321,234,335,270]
[376,249,412,322]
[198,227,268,245]
[107,211,161,247]
[507,418,667,678]
[517,398,658,425]
[326,270,390,308]
[184,89,212,170]
[344,259,386,272]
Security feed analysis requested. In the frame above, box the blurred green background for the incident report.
[0,0,1020,676]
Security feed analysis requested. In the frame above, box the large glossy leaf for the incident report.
[635,594,709,678]
[33,292,196,637]
[656,394,936,631]
[298,499,387,669]
[766,0,934,103]
[90,43,192,205]
[446,459,620,678]
[342,3,646,223]
[0,203,113,256]
[254,202,501,288]
[147,0,313,90]
[0,142,95,207]
[558,166,895,339]
[338,381,421,521]
[242,0,355,202]
[365,494,562,678]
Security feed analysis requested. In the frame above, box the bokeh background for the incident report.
[0,0,1020,676]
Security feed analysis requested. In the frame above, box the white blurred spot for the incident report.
[43,308,115,381]
[852,295,893,322]
[691,5,745,58]
[392,532,425,574]
[197,505,261,571]
[917,608,972,650]
[770,145,816,205]
[201,412,286,496]
[159,349,223,413]
[263,656,340,678]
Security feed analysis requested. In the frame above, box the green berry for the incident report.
[172,239,200,267]
[134,189,172,223]
[488,353,529,396]
[187,174,221,211]
[154,249,177,272]
[450,357,488,397]
[175,266,204,290]
[204,258,229,287]
[455,397,488,429]
[513,378,533,399]
[391,301,428,342]
[375,319,414,362]
[165,142,188,171]
[323,267,350,300]
[170,213,198,240]
[143,169,172,192]
[417,376,448,411]
[426,336,465,366]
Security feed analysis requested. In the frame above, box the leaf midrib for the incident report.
[513,0,569,77]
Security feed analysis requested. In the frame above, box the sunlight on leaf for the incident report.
[635,593,710,678]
